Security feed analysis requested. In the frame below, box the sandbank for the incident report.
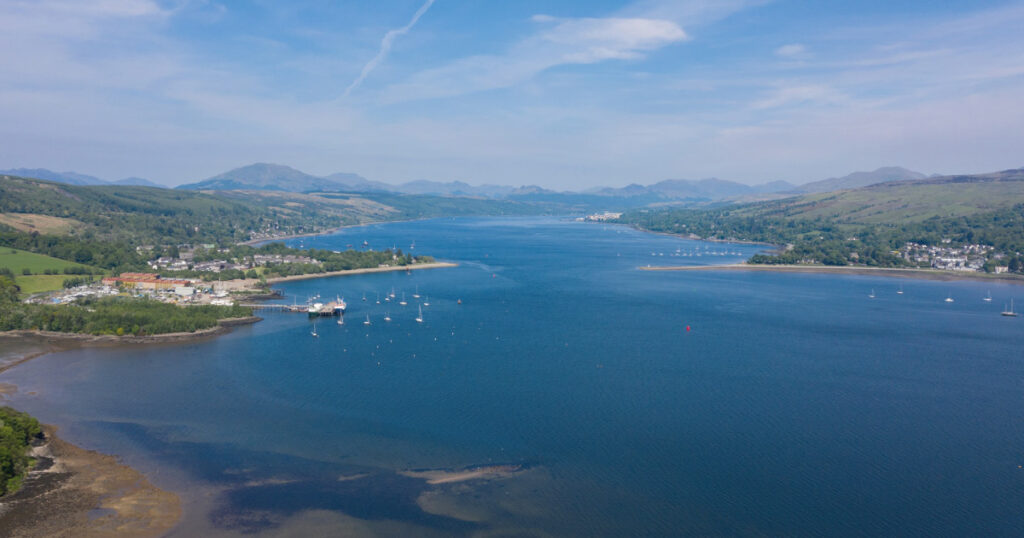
[400,464,525,485]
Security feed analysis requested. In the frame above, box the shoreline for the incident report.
[641,263,1024,284]
[613,222,779,248]
[0,316,263,349]
[265,261,458,283]
[240,216,439,246]
[0,425,181,537]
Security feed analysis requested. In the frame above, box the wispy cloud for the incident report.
[343,0,436,97]
[774,43,807,58]
[379,15,687,103]
[752,84,847,109]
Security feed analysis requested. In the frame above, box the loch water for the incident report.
[4,217,1024,536]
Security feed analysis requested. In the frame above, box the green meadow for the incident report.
[0,247,97,275]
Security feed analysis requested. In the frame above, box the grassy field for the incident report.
[0,213,83,234]
[0,247,97,274]
[13,274,78,296]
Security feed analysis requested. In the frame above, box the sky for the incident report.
[0,0,1022,189]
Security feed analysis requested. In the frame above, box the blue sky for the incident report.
[0,0,1022,188]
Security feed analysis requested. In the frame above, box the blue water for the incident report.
[4,217,1024,536]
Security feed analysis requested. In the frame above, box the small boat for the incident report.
[897,285,904,295]
[363,315,371,326]
[423,296,430,307]
[457,299,462,305]
[984,291,993,302]
[389,287,396,299]
[1002,299,1018,317]
[945,294,954,303]
[311,322,319,337]
[415,305,423,323]
[399,292,407,306]
[384,312,391,322]
[413,285,420,299]
[376,292,381,304]
[337,318,344,325]
[868,289,876,299]
[362,293,367,302]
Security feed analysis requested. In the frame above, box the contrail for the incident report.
[343,0,436,97]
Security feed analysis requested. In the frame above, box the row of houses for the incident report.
[900,242,1006,272]
[149,253,319,273]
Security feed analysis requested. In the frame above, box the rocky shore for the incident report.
[0,426,181,538]
[0,316,262,348]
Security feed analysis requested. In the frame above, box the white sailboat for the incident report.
[415,305,423,323]
[376,292,381,304]
[337,316,344,325]
[984,290,993,302]
[311,322,319,337]
[1002,299,1018,317]
[363,315,371,326]
[897,285,904,295]
[868,289,876,299]
[384,312,392,322]
[399,292,407,306]
[412,285,420,299]
[423,296,430,307]
[362,292,367,301]
[945,293,954,303]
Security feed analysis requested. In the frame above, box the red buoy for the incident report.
[686,325,691,331]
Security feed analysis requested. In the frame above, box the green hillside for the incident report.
[0,174,295,244]
[618,169,1024,270]
[0,247,98,275]
[0,173,549,274]
[732,169,1024,224]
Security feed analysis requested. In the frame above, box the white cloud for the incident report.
[379,16,686,103]
[541,16,688,62]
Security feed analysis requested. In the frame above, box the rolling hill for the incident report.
[0,168,160,187]
[176,163,347,192]
[796,166,927,193]
[735,168,1024,224]
[617,167,1024,269]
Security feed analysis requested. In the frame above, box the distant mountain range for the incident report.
[588,178,799,200]
[177,163,523,198]
[0,168,160,187]
[5,163,939,204]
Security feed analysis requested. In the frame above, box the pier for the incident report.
[239,303,308,313]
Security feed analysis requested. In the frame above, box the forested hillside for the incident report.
[618,169,1024,271]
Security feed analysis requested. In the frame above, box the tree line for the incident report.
[0,292,252,336]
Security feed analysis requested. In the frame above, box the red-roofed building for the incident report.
[102,275,192,291]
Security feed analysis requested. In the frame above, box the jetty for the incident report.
[239,303,308,313]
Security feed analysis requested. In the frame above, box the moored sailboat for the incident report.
[1001,299,1018,317]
